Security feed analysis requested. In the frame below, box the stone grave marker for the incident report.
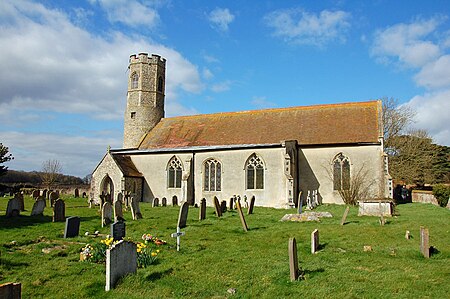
[117,192,123,204]
[229,197,234,210]
[236,195,241,209]
[15,193,25,211]
[6,197,21,217]
[172,195,178,206]
[130,197,143,220]
[243,195,249,208]
[420,226,430,258]
[248,195,255,215]
[340,206,350,225]
[53,199,66,222]
[105,240,137,291]
[111,221,126,241]
[32,189,40,198]
[171,226,185,252]
[82,191,87,198]
[74,188,79,198]
[199,198,206,220]
[405,230,411,240]
[114,200,124,222]
[311,229,319,254]
[42,189,48,198]
[31,198,46,216]
[236,200,249,232]
[102,202,113,227]
[297,191,303,214]
[289,237,299,282]
[220,200,227,213]
[49,191,58,207]
[162,197,167,207]
[213,196,222,217]
[64,216,80,238]
[178,202,189,229]
[152,197,159,207]
[0,282,21,299]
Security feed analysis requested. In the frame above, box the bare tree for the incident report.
[40,159,62,188]
[382,97,416,147]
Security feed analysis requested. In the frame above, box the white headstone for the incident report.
[6,197,21,217]
[31,198,46,216]
[102,202,113,227]
[105,240,137,291]
[130,197,142,220]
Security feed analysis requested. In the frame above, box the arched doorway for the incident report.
[101,175,114,201]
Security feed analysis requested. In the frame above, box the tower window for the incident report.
[333,153,350,191]
[130,112,136,119]
[167,156,182,188]
[246,154,264,189]
[204,159,221,191]
[131,72,139,89]
[157,76,163,92]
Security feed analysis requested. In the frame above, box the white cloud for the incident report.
[264,8,351,47]
[91,0,160,28]
[202,68,214,80]
[405,90,450,146]
[251,96,277,109]
[211,80,232,92]
[414,54,450,89]
[371,18,443,68]
[208,8,235,32]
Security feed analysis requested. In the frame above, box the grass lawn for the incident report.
[1,195,449,298]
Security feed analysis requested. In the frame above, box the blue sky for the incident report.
[1,0,449,177]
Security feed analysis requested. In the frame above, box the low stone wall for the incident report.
[412,190,439,206]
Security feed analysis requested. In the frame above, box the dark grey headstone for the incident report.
[229,197,234,210]
[53,199,65,222]
[213,196,222,217]
[172,195,178,206]
[111,221,126,241]
[247,196,255,215]
[199,198,206,220]
[220,200,227,213]
[177,202,189,228]
[64,216,80,238]
[152,197,159,207]
[161,197,167,207]
[105,241,137,291]
[74,188,80,198]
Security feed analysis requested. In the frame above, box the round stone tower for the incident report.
[123,53,166,148]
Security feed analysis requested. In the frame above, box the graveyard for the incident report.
[0,194,449,298]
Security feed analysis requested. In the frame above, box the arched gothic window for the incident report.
[167,157,182,188]
[333,153,350,191]
[204,159,221,191]
[157,76,164,92]
[131,72,139,89]
[246,154,264,189]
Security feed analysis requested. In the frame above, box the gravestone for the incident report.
[64,216,80,238]
[213,196,222,217]
[172,195,178,206]
[53,199,66,222]
[111,221,126,241]
[114,200,124,222]
[105,240,137,291]
[42,189,48,198]
[220,200,227,213]
[229,197,234,210]
[0,282,21,299]
[49,191,58,207]
[248,195,255,215]
[289,237,299,281]
[340,206,350,225]
[31,198,46,216]
[152,197,159,207]
[243,195,249,208]
[82,191,87,198]
[420,226,430,258]
[102,202,113,227]
[405,230,411,240]
[6,197,21,217]
[236,200,249,232]
[74,188,79,198]
[32,189,40,198]
[15,193,25,211]
[236,195,241,209]
[162,197,167,207]
[117,192,123,204]
[199,198,206,220]
[297,191,303,214]
[178,202,189,229]
[130,197,143,220]
[311,229,319,254]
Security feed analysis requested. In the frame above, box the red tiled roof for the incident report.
[138,100,382,149]
[112,155,142,177]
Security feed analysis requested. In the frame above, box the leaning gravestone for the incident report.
[178,202,189,229]
[248,196,255,215]
[32,189,40,199]
[311,229,319,254]
[64,216,80,238]
[213,196,222,217]
[53,199,65,222]
[114,200,124,222]
[199,198,206,220]
[111,221,126,241]
[31,198,46,216]
[49,191,58,207]
[289,237,299,282]
[161,197,167,207]
[74,188,79,198]
[236,200,248,232]
[172,195,178,206]
[102,202,113,227]
[105,240,137,291]
[340,206,350,225]
[130,197,143,220]
[6,197,21,217]
[420,226,430,258]
[152,197,159,207]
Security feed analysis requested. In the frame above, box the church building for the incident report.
[91,53,391,208]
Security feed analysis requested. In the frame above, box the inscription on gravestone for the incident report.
[64,216,80,238]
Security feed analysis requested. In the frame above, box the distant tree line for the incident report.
[0,169,85,186]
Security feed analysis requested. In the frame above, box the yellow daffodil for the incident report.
[151,252,157,257]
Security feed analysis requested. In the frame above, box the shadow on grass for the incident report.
[303,267,325,279]
[318,242,328,251]
[342,220,360,225]
[0,215,53,229]
[0,258,30,270]
[145,268,174,281]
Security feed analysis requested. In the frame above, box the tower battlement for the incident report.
[129,53,166,66]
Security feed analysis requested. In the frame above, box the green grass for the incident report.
[1,195,449,298]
